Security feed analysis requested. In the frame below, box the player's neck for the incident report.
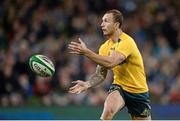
[110,29,122,43]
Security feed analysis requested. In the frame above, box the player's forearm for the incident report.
[86,72,105,88]
[86,65,107,88]
[85,49,113,68]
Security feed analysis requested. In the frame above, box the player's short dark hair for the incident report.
[106,9,123,28]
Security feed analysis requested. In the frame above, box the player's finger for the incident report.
[68,44,82,51]
[71,81,78,84]
[68,90,76,93]
[69,88,80,94]
[69,90,80,94]
[78,38,84,44]
[69,86,75,91]
[69,85,78,90]
[68,44,78,49]
[70,42,80,46]
[68,47,81,52]
[69,89,76,93]
[76,90,81,94]
[75,80,81,83]
[72,80,82,84]
[68,46,81,52]
[69,51,80,54]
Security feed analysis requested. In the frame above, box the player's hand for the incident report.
[68,80,90,94]
[68,38,88,55]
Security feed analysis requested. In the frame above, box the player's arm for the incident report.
[85,49,125,69]
[68,38,126,68]
[69,65,107,94]
[86,65,107,88]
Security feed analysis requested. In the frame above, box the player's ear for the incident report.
[115,22,120,28]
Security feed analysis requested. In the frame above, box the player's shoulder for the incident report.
[120,32,137,47]
[121,32,134,42]
[99,39,111,49]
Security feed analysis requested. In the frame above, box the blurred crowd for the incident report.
[0,0,179,107]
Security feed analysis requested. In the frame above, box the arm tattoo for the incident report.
[87,65,107,88]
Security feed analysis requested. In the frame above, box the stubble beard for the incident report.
[103,30,114,38]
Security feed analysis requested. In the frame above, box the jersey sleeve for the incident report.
[116,39,133,58]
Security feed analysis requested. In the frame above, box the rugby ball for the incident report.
[29,54,55,77]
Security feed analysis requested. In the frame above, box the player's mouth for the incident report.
[102,28,106,32]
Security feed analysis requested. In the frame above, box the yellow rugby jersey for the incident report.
[99,32,148,93]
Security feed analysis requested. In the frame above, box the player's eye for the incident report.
[104,19,108,22]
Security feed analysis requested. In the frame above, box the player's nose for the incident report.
[101,22,104,28]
